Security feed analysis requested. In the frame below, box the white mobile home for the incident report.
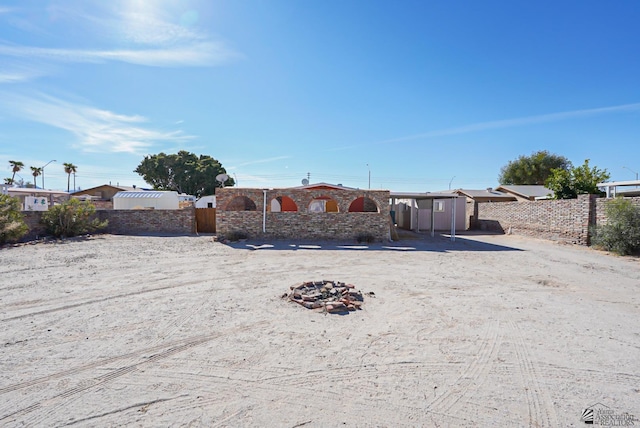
[195,195,216,208]
[113,191,179,210]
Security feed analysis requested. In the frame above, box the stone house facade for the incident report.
[216,184,391,241]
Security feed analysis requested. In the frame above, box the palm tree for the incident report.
[63,163,78,192]
[9,160,24,182]
[4,178,14,185]
[30,166,42,188]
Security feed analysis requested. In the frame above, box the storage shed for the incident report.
[113,191,179,210]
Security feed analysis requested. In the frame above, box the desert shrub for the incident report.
[590,198,640,255]
[355,232,376,244]
[224,230,248,242]
[41,199,108,238]
[0,194,28,244]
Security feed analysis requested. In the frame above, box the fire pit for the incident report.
[285,280,364,314]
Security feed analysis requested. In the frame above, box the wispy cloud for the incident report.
[0,92,194,153]
[230,156,293,169]
[383,103,640,144]
[0,1,241,68]
[0,42,237,67]
[330,102,640,151]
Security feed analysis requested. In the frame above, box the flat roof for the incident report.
[6,187,69,196]
[390,191,459,200]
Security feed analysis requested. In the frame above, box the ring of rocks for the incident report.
[284,280,365,314]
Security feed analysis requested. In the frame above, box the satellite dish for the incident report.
[301,178,309,186]
[216,173,229,183]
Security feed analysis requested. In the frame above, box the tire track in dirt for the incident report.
[508,320,558,427]
[1,282,200,322]
[426,320,501,416]
[0,322,264,424]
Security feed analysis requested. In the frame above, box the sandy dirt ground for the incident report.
[1,232,639,427]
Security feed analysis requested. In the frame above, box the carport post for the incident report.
[431,198,435,237]
[450,197,456,242]
[262,189,267,233]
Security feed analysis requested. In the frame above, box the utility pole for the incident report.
[367,164,370,189]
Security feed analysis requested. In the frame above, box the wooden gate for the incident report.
[195,208,216,233]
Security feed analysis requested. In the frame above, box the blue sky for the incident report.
[1,0,639,192]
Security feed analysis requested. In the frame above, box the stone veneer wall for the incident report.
[594,196,640,226]
[16,208,195,241]
[476,194,598,245]
[216,188,391,241]
[97,208,195,235]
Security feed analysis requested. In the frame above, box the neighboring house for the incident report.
[453,188,517,229]
[71,184,138,202]
[216,183,390,241]
[1,186,69,211]
[454,188,517,203]
[195,195,216,208]
[495,185,553,201]
[113,191,180,210]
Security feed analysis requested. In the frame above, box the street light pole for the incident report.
[41,160,56,189]
[622,166,638,181]
[622,166,638,188]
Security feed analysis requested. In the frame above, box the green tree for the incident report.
[590,198,640,255]
[0,194,28,244]
[63,163,78,192]
[4,178,14,185]
[545,159,610,199]
[134,151,234,197]
[498,150,570,185]
[41,199,108,238]
[30,166,42,188]
[9,160,24,183]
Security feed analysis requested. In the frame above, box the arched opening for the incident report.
[225,196,257,211]
[270,196,298,212]
[348,197,379,213]
[308,196,339,213]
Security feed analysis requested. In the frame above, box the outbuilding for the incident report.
[113,191,179,210]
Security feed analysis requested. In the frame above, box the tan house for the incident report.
[495,185,553,201]
[71,184,138,201]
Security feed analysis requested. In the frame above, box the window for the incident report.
[434,200,445,212]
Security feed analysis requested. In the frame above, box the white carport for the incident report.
[597,180,640,198]
[390,191,463,241]
[113,191,179,210]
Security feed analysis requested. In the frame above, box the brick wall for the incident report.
[216,187,391,241]
[97,208,195,235]
[594,196,640,226]
[15,207,195,241]
[476,194,598,245]
[21,211,48,241]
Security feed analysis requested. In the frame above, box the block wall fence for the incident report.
[215,188,391,241]
[18,208,195,241]
[475,195,640,245]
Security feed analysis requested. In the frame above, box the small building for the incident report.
[390,192,465,238]
[195,195,216,208]
[1,186,69,210]
[216,183,390,241]
[113,191,180,210]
